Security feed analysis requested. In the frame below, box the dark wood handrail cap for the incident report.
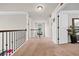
[0,29,27,32]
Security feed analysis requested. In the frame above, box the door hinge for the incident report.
[58,26,59,29]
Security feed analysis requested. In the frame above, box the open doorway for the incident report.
[31,23,45,38]
[35,23,45,38]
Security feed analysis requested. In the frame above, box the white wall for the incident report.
[45,19,52,38]
[28,18,32,38]
[51,14,58,44]
[0,13,27,30]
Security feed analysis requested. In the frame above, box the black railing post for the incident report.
[6,32,8,56]
[14,32,15,51]
[9,32,11,55]
[2,32,4,56]
[16,32,17,50]
[12,32,13,53]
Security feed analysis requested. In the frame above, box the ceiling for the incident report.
[62,3,79,10]
[0,3,58,20]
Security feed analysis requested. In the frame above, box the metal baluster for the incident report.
[24,31,25,43]
[21,31,22,46]
[22,31,25,44]
[18,31,20,47]
[25,31,26,42]
[9,32,10,56]
[14,32,15,51]
[16,32,17,50]
[23,31,25,43]
[22,31,24,44]
[19,31,22,47]
[20,31,21,47]
[6,32,8,56]
[15,32,16,50]
[2,32,4,56]
[18,31,20,48]
[12,32,13,53]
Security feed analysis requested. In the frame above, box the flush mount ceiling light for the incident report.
[37,6,43,11]
[35,4,45,12]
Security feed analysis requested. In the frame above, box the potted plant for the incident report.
[67,25,77,43]
[37,28,42,38]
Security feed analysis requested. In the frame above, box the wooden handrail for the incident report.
[0,29,27,32]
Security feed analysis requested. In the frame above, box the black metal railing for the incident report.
[0,29,26,56]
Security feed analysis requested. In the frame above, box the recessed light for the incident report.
[37,6,43,11]
[35,4,45,12]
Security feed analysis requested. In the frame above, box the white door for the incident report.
[59,12,68,44]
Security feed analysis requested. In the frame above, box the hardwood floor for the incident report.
[13,38,79,56]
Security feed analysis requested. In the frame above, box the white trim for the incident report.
[51,3,67,19]
[54,3,67,13]
[25,12,29,41]
[11,41,26,56]
[62,10,79,14]
[0,11,27,15]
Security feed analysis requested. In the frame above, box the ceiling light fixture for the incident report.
[35,4,45,12]
[37,6,43,11]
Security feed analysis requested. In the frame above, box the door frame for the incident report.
[72,18,79,28]
[72,18,79,42]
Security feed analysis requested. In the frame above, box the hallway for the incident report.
[13,38,79,56]
[0,3,79,56]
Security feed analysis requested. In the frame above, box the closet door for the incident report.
[59,12,68,44]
